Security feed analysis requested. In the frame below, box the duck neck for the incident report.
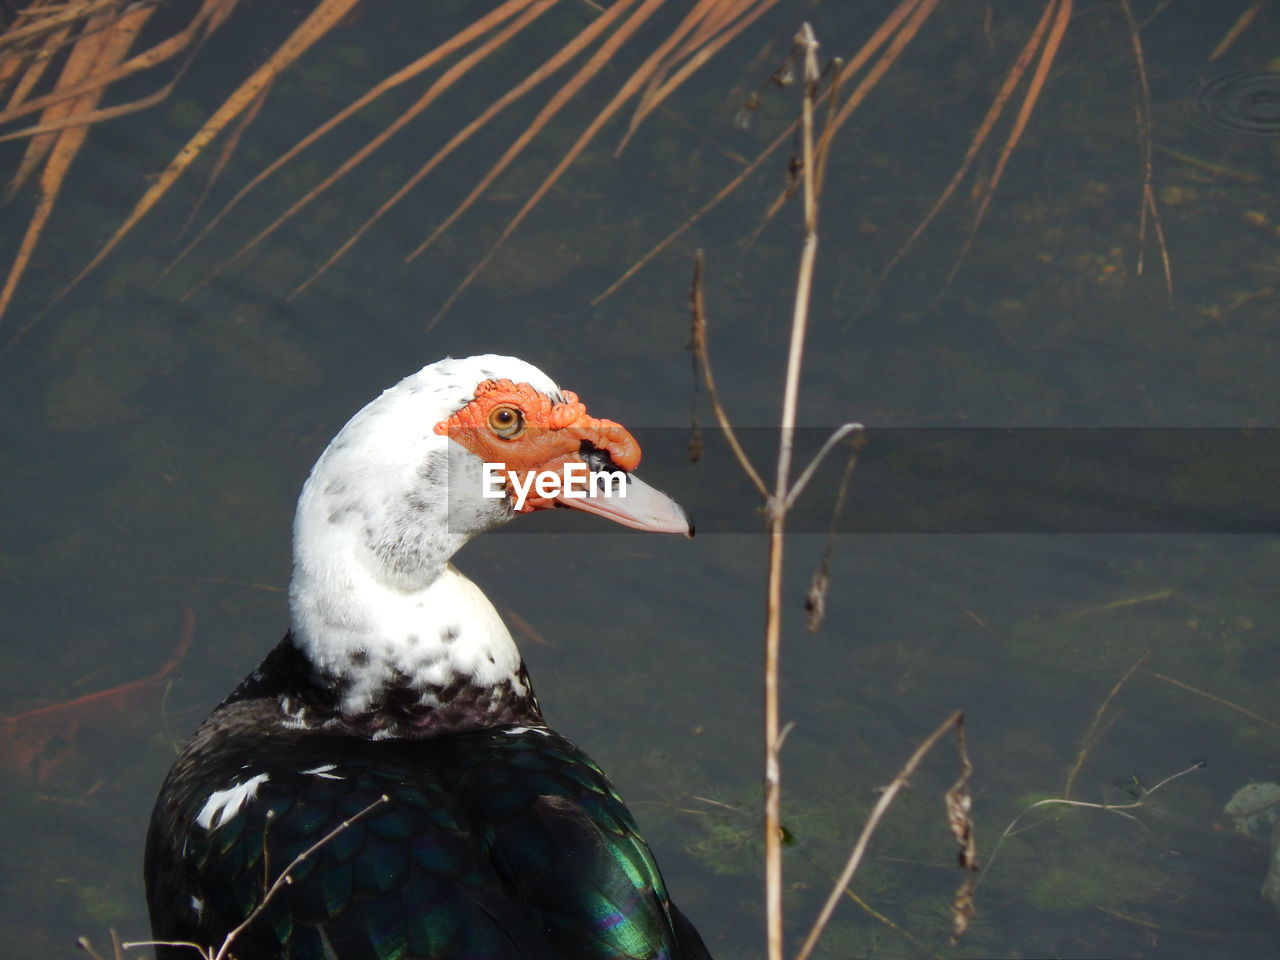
[287,511,540,734]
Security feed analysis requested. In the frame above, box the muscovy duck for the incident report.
[145,355,710,960]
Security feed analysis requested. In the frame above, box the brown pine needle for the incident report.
[1209,0,1264,62]
[630,0,746,112]
[1119,0,1171,293]
[0,42,26,105]
[0,4,155,325]
[618,0,778,156]
[178,75,274,240]
[1152,672,1280,731]
[873,0,1053,293]
[0,71,179,146]
[621,0,746,143]
[187,0,559,301]
[945,0,1072,292]
[1,24,110,325]
[592,116,797,306]
[1063,650,1151,800]
[160,0,542,282]
[7,21,96,198]
[421,0,725,327]
[0,0,236,129]
[402,0,671,273]
[290,0,631,299]
[45,0,361,315]
[0,0,122,54]
[3,24,71,119]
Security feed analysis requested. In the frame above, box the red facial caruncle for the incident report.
[433,379,641,512]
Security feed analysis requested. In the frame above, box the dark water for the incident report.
[2,1,1280,957]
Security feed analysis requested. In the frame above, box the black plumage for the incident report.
[146,638,711,960]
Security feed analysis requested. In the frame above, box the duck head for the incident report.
[287,355,688,721]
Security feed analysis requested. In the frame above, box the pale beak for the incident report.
[556,471,693,537]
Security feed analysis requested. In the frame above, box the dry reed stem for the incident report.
[422,0,754,327]
[159,0,539,281]
[1119,0,1172,293]
[1152,672,1280,731]
[47,0,360,314]
[187,0,559,300]
[762,26,821,958]
[290,0,636,299]
[758,0,938,238]
[944,0,1072,291]
[793,710,970,960]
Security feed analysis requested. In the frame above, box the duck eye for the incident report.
[487,405,525,439]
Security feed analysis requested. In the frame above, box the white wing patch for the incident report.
[504,725,550,736]
[300,763,343,780]
[195,772,270,831]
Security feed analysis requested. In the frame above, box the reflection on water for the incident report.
[2,2,1280,958]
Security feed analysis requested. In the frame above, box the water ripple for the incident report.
[1194,70,1280,138]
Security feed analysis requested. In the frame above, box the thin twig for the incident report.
[840,889,945,960]
[981,759,1205,885]
[782,423,862,512]
[793,710,968,960]
[689,250,768,498]
[1063,650,1150,799]
[211,793,390,960]
[806,438,862,633]
[121,794,393,959]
